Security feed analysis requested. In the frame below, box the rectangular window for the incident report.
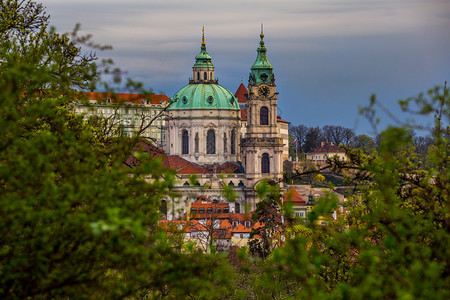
[198,208,205,214]
[191,208,197,213]
[295,212,305,218]
[223,208,229,213]
[206,207,213,214]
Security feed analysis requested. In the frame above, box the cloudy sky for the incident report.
[44,0,450,135]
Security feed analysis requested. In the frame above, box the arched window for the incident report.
[261,153,270,174]
[182,130,189,154]
[204,72,207,80]
[260,106,269,125]
[210,72,213,80]
[195,132,199,153]
[197,72,200,80]
[206,129,215,154]
[231,129,236,154]
[223,133,227,153]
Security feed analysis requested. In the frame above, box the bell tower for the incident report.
[242,26,283,188]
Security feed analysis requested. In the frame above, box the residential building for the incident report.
[305,142,346,162]
[73,92,169,148]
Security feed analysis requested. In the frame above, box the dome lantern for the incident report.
[191,27,216,84]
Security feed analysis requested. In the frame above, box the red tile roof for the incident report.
[178,162,210,174]
[240,108,248,121]
[82,91,169,105]
[234,83,248,103]
[277,115,289,124]
[307,142,345,154]
[162,155,190,170]
[191,198,230,209]
[230,213,252,222]
[215,161,241,174]
[232,223,252,233]
[283,187,306,206]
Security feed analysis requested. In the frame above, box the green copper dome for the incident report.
[169,83,240,110]
[168,28,240,111]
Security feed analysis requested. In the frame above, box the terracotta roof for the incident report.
[177,162,210,174]
[232,223,252,233]
[162,155,190,170]
[123,140,166,168]
[307,142,345,154]
[240,108,248,121]
[82,91,169,105]
[126,142,244,176]
[186,219,233,239]
[283,187,306,206]
[191,198,230,209]
[215,161,242,174]
[234,83,248,103]
[230,213,252,222]
[277,115,289,124]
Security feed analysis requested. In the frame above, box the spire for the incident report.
[192,27,216,83]
[249,26,273,85]
[194,26,213,68]
[202,26,205,45]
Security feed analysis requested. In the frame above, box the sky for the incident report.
[43,0,450,136]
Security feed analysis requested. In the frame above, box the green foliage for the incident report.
[251,85,449,299]
[0,1,236,298]
[248,180,284,259]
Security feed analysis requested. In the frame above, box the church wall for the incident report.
[166,109,241,164]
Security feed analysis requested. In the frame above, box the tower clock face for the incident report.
[258,85,270,97]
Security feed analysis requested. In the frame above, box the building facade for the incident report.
[161,29,288,219]
[74,92,169,148]
[305,142,347,162]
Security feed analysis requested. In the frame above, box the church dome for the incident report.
[168,27,240,111]
[169,83,240,110]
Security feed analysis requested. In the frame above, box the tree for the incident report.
[252,85,449,298]
[304,126,323,153]
[289,124,308,154]
[413,134,434,167]
[248,180,285,259]
[352,134,377,155]
[0,1,235,298]
[322,125,355,146]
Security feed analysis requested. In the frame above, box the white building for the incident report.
[73,92,169,148]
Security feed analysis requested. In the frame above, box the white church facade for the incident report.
[161,29,289,220]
